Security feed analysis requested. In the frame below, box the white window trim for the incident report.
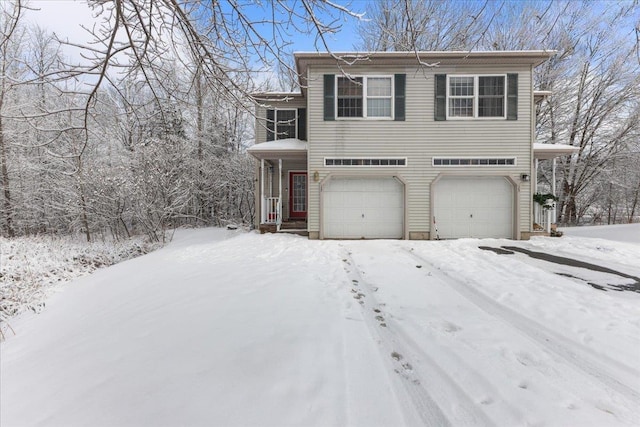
[274,108,297,139]
[432,156,517,166]
[324,157,408,167]
[335,75,394,120]
[446,74,507,120]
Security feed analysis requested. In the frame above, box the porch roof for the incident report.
[533,143,580,160]
[247,138,308,160]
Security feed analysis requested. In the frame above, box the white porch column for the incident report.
[278,158,283,228]
[534,158,539,194]
[534,158,539,226]
[260,158,265,224]
[552,158,557,224]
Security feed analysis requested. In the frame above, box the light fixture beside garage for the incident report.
[520,174,530,182]
[313,171,319,182]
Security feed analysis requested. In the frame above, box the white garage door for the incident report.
[433,176,513,239]
[323,177,404,239]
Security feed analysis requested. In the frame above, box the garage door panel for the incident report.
[434,177,513,239]
[323,177,403,239]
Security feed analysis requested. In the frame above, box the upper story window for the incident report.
[337,77,363,117]
[336,76,393,119]
[266,108,306,141]
[274,109,296,139]
[447,75,506,119]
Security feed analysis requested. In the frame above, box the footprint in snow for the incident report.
[442,321,461,333]
[391,351,403,361]
[375,315,385,322]
[480,397,494,405]
[518,381,529,390]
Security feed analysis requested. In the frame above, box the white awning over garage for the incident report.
[323,177,404,239]
[433,176,514,239]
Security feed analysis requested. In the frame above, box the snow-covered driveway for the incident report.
[2,229,639,426]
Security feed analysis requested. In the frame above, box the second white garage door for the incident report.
[433,176,514,239]
[323,177,404,239]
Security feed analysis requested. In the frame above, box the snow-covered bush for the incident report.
[0,235,161,325]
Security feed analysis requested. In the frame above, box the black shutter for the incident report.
[507,74,518,120]
[297,108,307,140]
[266,109,275,141]
[434,74,446,121]
[323,74,335,121]
[394,74,406,121]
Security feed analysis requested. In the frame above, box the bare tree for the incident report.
[0,1,24,237]
[357,0,490,51]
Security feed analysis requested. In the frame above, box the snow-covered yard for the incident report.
[0,235,161,320]
[2,227,639,426]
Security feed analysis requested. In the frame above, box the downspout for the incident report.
[278,158,283,231]
[552,158,557,224]
[260,158,265,223]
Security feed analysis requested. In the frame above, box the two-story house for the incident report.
[248,51,573,240]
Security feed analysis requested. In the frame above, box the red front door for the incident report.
[289,172,307,219]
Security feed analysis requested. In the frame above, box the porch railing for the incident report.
[264,197,281,225]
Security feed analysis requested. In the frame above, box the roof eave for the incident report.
[295,50,557,71]
[534,90,553,104]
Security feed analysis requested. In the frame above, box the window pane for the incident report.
[367,98,391,117]
[337,77,362,97]
[449,98,473,117]
[478,97,504,117]
[479,76,504,96]
[367,77,391,96]
[478,76,505,117]
[337,98,363,117]
[449,77,474,96]
[337,77,363,117]
[276,110,296,139]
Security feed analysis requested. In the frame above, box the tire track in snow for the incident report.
[401,246,640,406]
[339,247,493,427]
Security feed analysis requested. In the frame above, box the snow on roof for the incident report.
[533,143,580,159]
[247,138,307,159]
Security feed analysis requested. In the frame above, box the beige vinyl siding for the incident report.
[307,64,533,238]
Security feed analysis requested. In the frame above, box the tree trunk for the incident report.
[0,114,14,237]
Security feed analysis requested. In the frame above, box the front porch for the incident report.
[533,143,580,235]
[247,138,308,234]
[259,219,308,236]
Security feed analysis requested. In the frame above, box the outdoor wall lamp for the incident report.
[313,171,319,182]
[521,174,530,182]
